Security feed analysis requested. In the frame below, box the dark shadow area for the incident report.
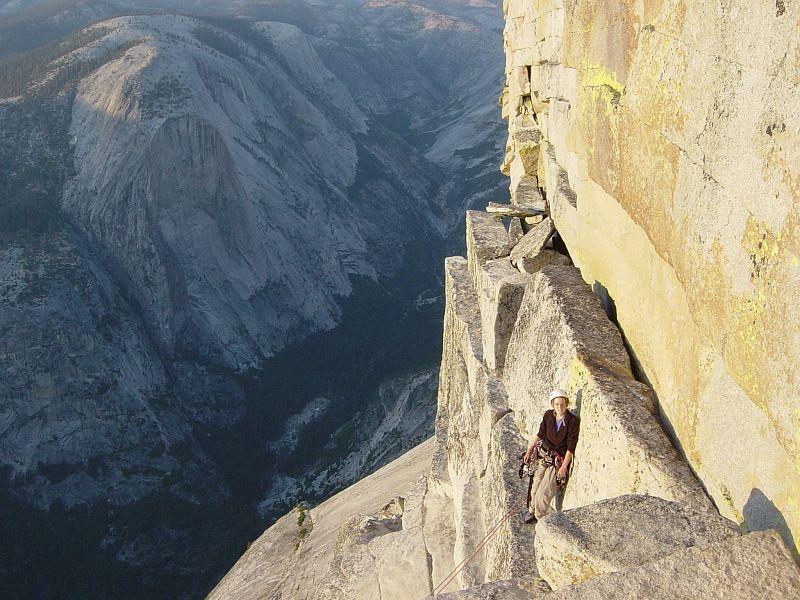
[0,267,445,600]
[589,278,657,398]
[744,487,798,562]
[572,387,583,417]
[589,281,652,386]
[550,231,572,262]
[591,280,618,327]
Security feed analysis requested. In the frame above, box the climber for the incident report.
[522,388,580,523]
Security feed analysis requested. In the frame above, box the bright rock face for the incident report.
[447,529,800,599]
[500,0,800,551]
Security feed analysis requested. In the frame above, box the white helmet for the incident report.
[548,388,568,403]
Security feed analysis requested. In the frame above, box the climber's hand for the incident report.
[557,465,568,480]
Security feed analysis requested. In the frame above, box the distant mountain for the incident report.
[0,1,505,596]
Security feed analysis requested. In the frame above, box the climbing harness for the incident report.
[520,442,569,488]
[431,500,525,596]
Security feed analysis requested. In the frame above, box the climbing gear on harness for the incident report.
[520,445,571,497]
[518,453,538,508]
[518,453,536,478]
[522,439,558,467]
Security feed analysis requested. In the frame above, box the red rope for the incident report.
[431,501,524,596]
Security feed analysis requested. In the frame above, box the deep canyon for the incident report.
[0,1,506,597]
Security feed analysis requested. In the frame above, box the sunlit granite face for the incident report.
[500,0,800,554]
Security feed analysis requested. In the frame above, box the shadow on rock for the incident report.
[744,487,798,562]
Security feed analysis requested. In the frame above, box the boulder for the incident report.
[517,140,540,175]
[511,124,543,146]
[487,202,546,218]
[434,254,541,590]
[523,215,544,226]
[438,257,484,428]
[512,175,545,208]
[501,266,709,510]
[479,411,536,580]
[476,259,528,371]
[435,257,494,590]
[516,249,570,274]
[510,218,554,267]
[507,217,525,244]
[423,479,458,595]
[545,530,800,599]
[502,265,632,421]
[534,494,740,590]
[466,211,511,289]
[540,142,577,212]
[561,353,709,512]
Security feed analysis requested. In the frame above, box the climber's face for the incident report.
[552,396,567,418]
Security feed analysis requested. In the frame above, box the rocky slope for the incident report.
[258,367,439,520]
[0,1,507,596]
[208,437,437,600]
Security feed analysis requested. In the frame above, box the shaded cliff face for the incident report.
[499,0,799,553]
[58,5,499,368]
[1,3,504,503]
[63,16,367,369]
[0,2,506,596]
